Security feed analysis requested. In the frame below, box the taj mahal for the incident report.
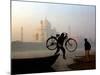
[33,18,58,42]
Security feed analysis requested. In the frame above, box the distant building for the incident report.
[21,26,23,42]
[33,17,58,42]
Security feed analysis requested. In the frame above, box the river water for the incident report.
[12,48,95,72]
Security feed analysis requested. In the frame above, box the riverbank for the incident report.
[11,48,96,72]
[68,54,96,70]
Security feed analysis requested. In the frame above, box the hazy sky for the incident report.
[12,1,96,42]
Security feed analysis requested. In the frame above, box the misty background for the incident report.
[12,1,96,59]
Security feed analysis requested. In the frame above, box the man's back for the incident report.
[84,39,91,50]
[58,36,65,45]
[57,33,67,46]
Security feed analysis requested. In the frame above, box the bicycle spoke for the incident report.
[46,37,57,50]
[65,38,77,52]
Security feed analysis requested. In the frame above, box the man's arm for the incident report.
[64,33,67,39]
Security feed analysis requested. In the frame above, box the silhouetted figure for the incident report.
[55,33,68,59]
[84,38,91,60]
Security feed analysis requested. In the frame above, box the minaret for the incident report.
[41,20,44,42]
[68,25,71,37]
[21,26,23,42]
[40,17,49,42]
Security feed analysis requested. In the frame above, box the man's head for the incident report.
[61,33,64,37]
[84,38,87,41]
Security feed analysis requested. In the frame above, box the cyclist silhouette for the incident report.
[55,33,68,59]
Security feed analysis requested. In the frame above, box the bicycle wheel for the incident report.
[46,36,57,50]
[65,38,77,52]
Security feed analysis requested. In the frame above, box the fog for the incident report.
[12,1,96,42]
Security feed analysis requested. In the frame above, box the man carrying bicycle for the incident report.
[55,32,68,59]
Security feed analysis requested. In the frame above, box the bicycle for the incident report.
[46,33,77,52]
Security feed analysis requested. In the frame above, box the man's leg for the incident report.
[85,50,89,61]
[55,47,60,55]
[61,47,66,59]
[85,50,87,57]
[88,50,90,56]
[87,50,90,61]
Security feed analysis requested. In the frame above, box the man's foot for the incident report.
[63,56,66,60]
[55,53,58,55]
